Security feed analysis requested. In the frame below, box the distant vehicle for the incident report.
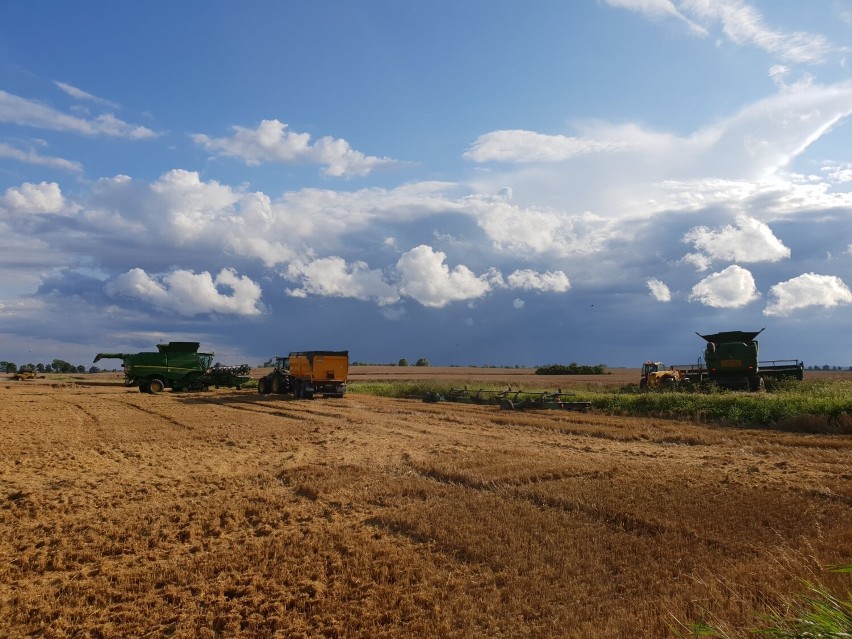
[93,342,251,393]
[9,367,37,381]
[258,351,348,399]
[639,362,687,389]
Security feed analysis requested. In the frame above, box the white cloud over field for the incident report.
[193,119,397,177]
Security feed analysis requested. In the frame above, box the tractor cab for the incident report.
[642,361,664,378]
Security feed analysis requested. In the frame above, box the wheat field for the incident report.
[1,375,849,638]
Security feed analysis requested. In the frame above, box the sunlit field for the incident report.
[1,371,849,637]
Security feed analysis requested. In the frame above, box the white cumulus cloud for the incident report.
[396,245,493,308]
[647,278,672,302]
[764,273,852,316]
[506,269,571,292]
[1,181,65,214]
[105,267,264,316]
[682,215,790,269]
[192,119,397,177]
[689,265,759,308]
[284,257,399,305]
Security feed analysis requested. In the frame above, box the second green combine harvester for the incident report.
[641,329,804,391]
[94,342,251,393]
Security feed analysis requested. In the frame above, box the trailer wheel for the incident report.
[148,379,165,394]
[293,381,302,399]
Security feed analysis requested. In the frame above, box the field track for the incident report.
[1,376,850,638]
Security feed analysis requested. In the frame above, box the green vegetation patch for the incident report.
[350,380,852,432]
[535,363,608,375]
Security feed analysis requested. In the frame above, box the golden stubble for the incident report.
[0,380,849,638]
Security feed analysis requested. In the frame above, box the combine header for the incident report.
[423,387,591,412]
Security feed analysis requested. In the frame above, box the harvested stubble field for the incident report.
[1,371,850,638]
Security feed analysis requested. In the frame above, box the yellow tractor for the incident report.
[10,368,37,381]
[639,361,686,390]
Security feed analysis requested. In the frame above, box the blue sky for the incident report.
[1,1,852,368]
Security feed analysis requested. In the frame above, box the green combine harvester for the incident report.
[93,341,251,393]
[666,329,804,391]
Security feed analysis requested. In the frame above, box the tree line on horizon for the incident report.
[1,360,104,375]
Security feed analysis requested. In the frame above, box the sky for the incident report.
[1,0,852,369]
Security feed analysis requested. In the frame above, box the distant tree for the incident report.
[398,358,409,367]
[822,365,830,371]
[43,363,52,373]
[415,357,430,367]
[89,366,101,374]
[36,363,45,373]
[536,363,608,376]
[75,365,85,373]
[4,362,17,374]
[52,359,72,373]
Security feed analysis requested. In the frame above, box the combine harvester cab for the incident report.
[94,342,250,393]
[258,350,348,399]
[697,329,803,391]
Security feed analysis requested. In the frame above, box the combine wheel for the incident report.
[257,378,269,395]
[148,379,165,394]
[139,382,150,394]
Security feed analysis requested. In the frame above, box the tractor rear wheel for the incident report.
[271,376,282,394]
[257,378,269,395]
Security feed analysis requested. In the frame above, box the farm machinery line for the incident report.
[423,387,591,412]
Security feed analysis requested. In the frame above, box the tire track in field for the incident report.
[111,399,193,429]
[50,398,101,425]
[181,398,308,423]
[400,460,753,555]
